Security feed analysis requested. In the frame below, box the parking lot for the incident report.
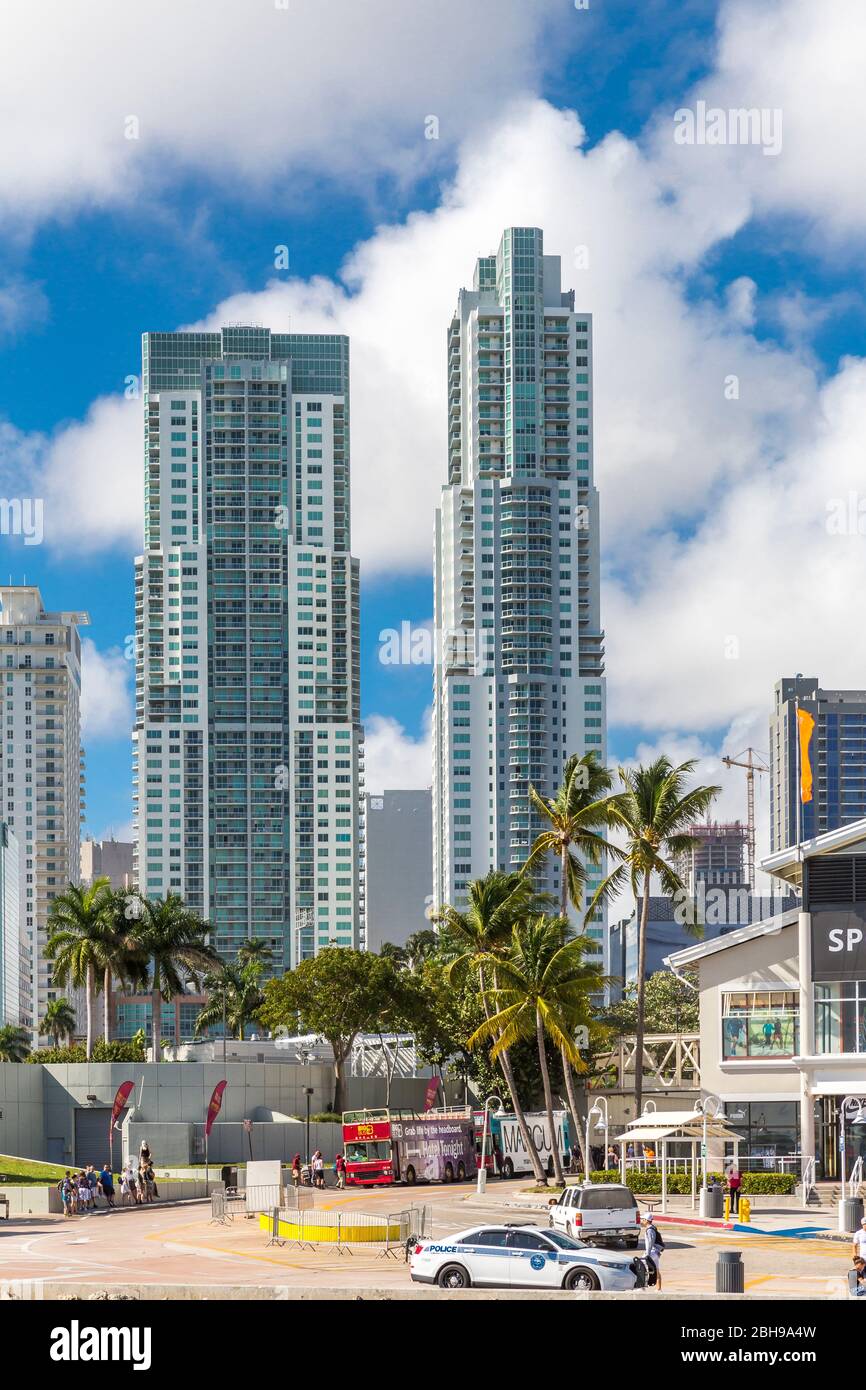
[0,1179,854,1297]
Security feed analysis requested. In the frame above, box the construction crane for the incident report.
[721,747,769,887]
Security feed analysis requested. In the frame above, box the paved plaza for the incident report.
[0,1180,855,1298]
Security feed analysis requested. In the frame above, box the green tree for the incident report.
[194,962,265,1041]
[524,750,622,1168]
[594,758,719,1114]
[237,938,275,971]
[441,870,550,1183]
[470,917,605,1185]
[40,998,77,1048]
[0,1024,30,1062]
[126,894,221,1062]
[604,968,699,1035]
[257,948,400,1114]
[44,878,114,1058]
[525,752,620,918]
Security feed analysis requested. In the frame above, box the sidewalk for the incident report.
[459,1184,849,1240]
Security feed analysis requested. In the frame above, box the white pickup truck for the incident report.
[548,1182,642,1248]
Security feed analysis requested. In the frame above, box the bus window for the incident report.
[346,1142,390,1163]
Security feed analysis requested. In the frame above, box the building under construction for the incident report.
[679,821,749,890]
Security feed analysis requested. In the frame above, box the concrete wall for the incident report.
[0,1061,432,1165]
[0,1062,45,1160]
[697,921,800,1104]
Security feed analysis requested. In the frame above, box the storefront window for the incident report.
[814,981,866,1053]
[724,1101,799,1165]
[722,990,799,1059]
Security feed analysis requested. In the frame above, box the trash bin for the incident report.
[716,1250,744,1293]
[839,1196,864,1232]
[700,1185,724,1219]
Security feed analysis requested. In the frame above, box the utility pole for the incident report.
[721,748,769,887]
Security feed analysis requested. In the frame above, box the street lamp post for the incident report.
[585,1096,609,1180]
[585,1101,607,1183]
[839,1095,866,1202]
[304,1086,315,1166]
[477,1093,504,1194]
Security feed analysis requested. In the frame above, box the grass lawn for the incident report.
[0,1154,68,1185]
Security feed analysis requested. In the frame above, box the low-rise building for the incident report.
[667,816,866,1178]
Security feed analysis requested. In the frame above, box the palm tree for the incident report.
[237,938,274,972]
[469,917,606,1186]
[441,870,550,1183]
[524,751,623,1168]
[593,757,719,1115]
[44,878,114,1058]
[525,751,620,919]
[194,962,265,1040]
[100,892,151,1044]
[0,1024,31,1062]
[126,894,222,1062]
[41,998,77,1048]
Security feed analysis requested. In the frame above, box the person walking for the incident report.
[58,1172,74,1218]
[335,1152,346,1189]
[312,1150,325,1189]
[99,1163,116,1208]
[643,1213,665,1290]
[727,1163,742,1214]
[77,1171,91,1213]
[291,1154,302,1187]
[852,1215,866,1265]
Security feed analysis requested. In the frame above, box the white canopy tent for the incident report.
[613,1109,744,1212]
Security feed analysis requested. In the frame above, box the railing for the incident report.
[802,1155,817,1205]
[850,1155,864,1196]
[591,1034,701,1091]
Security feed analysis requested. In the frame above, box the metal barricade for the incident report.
[209,1191,229,1225]
[245,1184,282,1217]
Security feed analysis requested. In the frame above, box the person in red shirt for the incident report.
[727,1163,742,1213]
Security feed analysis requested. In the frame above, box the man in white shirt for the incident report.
[852,1216,866,1262]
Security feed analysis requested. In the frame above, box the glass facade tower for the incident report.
[433,229,607,968]
[133,327,363,971]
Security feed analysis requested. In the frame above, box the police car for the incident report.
[409,1223,648,1291]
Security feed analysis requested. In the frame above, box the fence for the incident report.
[262,1204,432,1259]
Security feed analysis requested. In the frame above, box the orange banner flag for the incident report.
[797,707,815,804]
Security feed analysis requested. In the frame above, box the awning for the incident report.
[613,1120,743,1145]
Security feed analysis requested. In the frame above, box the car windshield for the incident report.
[543,1230,589,1251]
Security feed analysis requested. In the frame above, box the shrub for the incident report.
[27,1040,147,1064]
[586,1169,794,1195]
[309,1112,342,1124]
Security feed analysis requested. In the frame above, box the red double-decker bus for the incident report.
[342,1108,475,1187]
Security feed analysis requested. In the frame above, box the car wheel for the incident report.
[626,1235,640,1249]
[437,1263,471,1289]
[443,1163,454,1184]
[456,1162,466,1181]
[502,1158,514,1179]
[405,1166,416,1185]
[567,1222,574,1239]
[564,1266,600,1291]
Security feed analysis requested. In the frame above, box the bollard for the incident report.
[739,1196,750,1224]
[716,1249,744,1293]
[723,1195,731,1222]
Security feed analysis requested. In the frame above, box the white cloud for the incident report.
[80,638,133,742]
[363,710,432,795]
[646,0,866,246]
[0,392,141,556]
[0,0,563,222]
[605,356,866,734]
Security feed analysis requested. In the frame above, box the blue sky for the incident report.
[1,0,864,876]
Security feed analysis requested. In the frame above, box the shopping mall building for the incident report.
[666,818,866,1179]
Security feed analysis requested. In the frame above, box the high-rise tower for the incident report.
[134,327,363,971]
[0,585,88,1032]
[433,229,606,965]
